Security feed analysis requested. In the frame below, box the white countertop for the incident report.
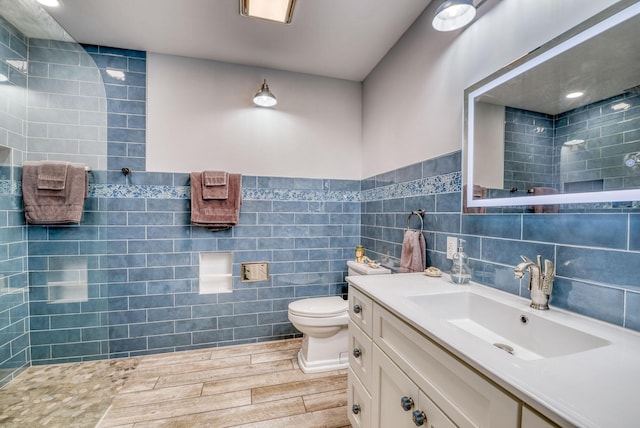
[347,273,640,428]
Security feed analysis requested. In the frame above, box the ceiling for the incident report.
[40,0,433,82]
[476,5,640,115]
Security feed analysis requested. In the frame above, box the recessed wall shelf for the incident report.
[199,253,233,294]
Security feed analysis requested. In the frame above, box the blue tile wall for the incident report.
[103,174,360,358]
[82,45,147,173]
[504,107,555,192]
[505,93,640,194]
[25,47,360,363]
[0,16,29,386]
[361,150,640,332]
[557,93,640,190]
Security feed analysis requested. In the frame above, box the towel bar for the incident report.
[406,209,424,232]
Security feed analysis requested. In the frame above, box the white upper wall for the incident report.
[147,54,362,179]
[361,0,620,179]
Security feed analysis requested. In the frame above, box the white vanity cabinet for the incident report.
[348,286,521,428]
[347,288,373,428]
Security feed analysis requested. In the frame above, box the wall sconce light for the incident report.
[0,73,8,83]
[253,79,277,107]
[240,0,296,24]
[432,0,477,31]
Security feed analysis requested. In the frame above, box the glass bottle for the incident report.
[450,239,471,284]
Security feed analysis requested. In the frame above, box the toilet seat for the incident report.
[288,296,348,318]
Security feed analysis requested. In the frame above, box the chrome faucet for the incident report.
[514,255,555,310]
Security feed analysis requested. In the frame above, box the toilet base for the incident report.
[297,327,348,373]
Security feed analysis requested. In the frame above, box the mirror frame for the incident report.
[464,0,640,208]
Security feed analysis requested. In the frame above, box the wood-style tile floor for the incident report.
[0,338,351,428]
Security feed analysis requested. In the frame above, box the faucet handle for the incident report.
[543,259,555,295]
[520,255,533,264]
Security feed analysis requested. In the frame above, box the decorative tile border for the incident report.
[243,188,361,202]
[4,172,461,200]
[90,184,190,199]
[0,180,20,196]
[88,184,360,202]
[361,171,461,202]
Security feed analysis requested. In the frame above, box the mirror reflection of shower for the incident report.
[624,152,640,170]
[563,139,585,151]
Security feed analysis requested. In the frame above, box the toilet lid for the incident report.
[288,296,348,317]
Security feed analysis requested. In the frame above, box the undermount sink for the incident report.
[407,292,610,360]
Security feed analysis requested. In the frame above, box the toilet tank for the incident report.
[347,260,391,276]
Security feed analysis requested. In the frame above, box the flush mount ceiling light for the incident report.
[36,0,62,7]
[566,91,584,99]
[253,79,277,107]
[432,0,477,32]
[240,0,296,24]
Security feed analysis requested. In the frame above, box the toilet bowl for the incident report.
[288,260,391,373]
[288,296,349,373]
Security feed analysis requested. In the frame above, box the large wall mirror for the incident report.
[464,0,640,209]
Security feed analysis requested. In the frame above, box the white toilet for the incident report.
[288,260,391,373]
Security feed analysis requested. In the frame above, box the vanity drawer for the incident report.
[348,319,373,391]
[349,286,373,336]
[347,367,372,428]
[373,304,519,428]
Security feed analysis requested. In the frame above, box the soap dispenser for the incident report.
[450,239,471,284]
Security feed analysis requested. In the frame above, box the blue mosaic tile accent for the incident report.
[361,171,461,202]
[88,183,361,202]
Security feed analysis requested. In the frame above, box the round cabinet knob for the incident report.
[412,410,427,426]
[353,348,361,358]
[400,396,414,411]
[352,404,361,414]
[353,304,362,314]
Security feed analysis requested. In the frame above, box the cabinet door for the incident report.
[347,368,372,428]
[372,345,420,428]
[372,346,456,428]
[374,304,519,428]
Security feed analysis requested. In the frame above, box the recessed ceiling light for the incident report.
[611,102,631,111]
[566,91,584,99]
[36,0,61,7]
[106,68,126,81]
[240,0,296,24]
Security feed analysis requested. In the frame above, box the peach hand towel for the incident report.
[399,229,426,273]
[191,172,242,230]
[22,161,87,224]
[202,170,229,200]
[529,187,559,213]
[37,161,68,190]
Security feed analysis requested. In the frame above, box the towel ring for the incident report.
[406,209,424,232]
